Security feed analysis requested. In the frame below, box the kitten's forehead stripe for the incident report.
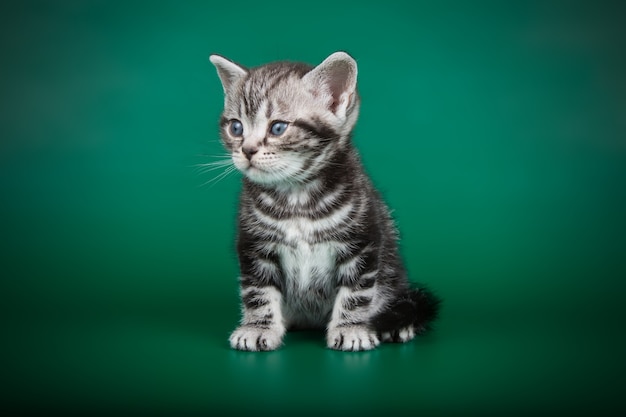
[265,100,273,119]
[241,93,250,118]
[237,62,314,120]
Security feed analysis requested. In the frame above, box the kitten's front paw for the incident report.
[229,325,284,351]
[327,326,380,351]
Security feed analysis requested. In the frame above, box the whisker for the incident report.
[195,155,233,161]
[192,154,234,173]
[195,160,234,173]
[199,165,239,188]
[194,152,239,187]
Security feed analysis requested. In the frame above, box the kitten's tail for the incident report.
[371,286,442,335]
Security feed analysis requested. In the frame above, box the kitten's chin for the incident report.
[234,158,303,186]
[243,167,286,186]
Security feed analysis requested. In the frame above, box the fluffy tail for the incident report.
[370,286,442,335]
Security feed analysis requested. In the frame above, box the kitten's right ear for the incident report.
[209,55,248,92]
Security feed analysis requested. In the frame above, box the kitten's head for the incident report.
[210,52,360,186]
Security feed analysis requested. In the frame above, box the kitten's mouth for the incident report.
[234,158,272,178]
[245,162,268,173]
[242,162,272,179]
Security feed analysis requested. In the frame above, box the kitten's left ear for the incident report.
[303,52,358,116]
[209,54,248,93]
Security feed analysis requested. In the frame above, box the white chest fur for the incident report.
[275,219,343,328]
[279,239,336,289]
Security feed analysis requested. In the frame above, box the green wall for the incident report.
[2,0,625,415]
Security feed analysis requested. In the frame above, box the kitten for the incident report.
[209,52,440,351]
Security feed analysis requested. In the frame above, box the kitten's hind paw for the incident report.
[327,326,380,351]
[381,326,415,343]
[229,325,285,351]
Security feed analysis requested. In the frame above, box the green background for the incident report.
[2,0,625,415]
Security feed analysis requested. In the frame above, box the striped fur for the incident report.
[210,52,440,351]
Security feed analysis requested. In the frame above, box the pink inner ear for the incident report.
[328,76,346,112]
[325,66,354,112]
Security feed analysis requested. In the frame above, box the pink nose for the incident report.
[242,146,258,160]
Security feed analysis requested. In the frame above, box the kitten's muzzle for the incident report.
[242,145,259,160]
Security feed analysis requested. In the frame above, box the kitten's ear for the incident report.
[209,54,248,92]
[303,52,358,115]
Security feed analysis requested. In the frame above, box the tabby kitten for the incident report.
[209,52,440,351]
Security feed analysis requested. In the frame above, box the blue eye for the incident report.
[229,120,243,137]
[270,121,288,136]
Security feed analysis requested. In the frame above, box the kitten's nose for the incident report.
[242,145,259,160]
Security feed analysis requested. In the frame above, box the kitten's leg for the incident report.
[230,284,286,351]
[327,245,381,351]
[326,285,380,351]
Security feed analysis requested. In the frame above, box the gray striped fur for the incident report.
[210,52,439,351]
